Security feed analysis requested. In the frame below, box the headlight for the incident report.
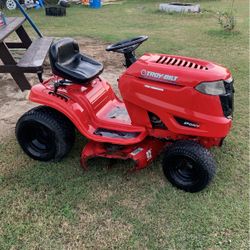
[195,80,226,95]
[225,76,233,84]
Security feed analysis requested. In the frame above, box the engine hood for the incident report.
[125,53,231,87]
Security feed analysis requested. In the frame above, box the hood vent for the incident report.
[156,56,208,70]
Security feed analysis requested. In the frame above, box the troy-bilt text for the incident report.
[141,69,178,82]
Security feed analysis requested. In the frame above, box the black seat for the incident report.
[49,38,103,84]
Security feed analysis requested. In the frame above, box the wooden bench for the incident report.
[0,17,53,91]
[17,37,53,72]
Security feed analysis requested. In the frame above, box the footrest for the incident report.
[17,37,53,72]
[94,128,139,139]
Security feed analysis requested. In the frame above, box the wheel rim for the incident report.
[169,156,202,186]
[6,0,16,10]
[20,121,56,158]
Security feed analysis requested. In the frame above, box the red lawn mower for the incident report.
[16,36,234,192]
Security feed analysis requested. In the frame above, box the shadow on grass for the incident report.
[207,29,240,38]
[0,132,165,218]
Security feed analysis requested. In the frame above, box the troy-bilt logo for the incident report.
[141,69,178,83]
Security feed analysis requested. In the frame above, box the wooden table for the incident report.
[0,17,53,91]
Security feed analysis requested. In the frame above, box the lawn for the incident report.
[0,0,249,249]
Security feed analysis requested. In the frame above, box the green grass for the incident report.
[1,0,249,249]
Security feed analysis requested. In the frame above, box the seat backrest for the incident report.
[48,38,103,83]
[49,38,79,70]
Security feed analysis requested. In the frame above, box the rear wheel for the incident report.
[16,106,75,161]
[162,140,216,192]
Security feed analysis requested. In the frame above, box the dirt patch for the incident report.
[0,37,124,139]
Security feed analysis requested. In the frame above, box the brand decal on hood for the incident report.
[141,69,178,83]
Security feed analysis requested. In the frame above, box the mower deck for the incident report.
[81,137,167,171]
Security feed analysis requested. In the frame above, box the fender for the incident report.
[29,80,147,145]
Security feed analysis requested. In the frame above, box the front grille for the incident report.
[220,79,234,118]
[156,56,208,70]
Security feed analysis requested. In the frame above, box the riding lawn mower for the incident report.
[13,4,234,193]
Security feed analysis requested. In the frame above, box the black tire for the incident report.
[16,106,75,161]
[162,140,216,192]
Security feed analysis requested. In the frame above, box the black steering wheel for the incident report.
[106,36,148,67]
[106,35,148,53]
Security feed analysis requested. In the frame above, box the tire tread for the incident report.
[16,106,75,161]
[162,140,216,192]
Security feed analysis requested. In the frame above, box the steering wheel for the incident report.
[106,35,148,53]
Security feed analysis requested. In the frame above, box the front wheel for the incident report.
[162,140,216,192]
[16,106,75,161]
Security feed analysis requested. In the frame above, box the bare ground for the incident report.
[0,37,124,139]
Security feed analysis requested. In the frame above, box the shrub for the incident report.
[217,0,236,31]
[217,11,236,31]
